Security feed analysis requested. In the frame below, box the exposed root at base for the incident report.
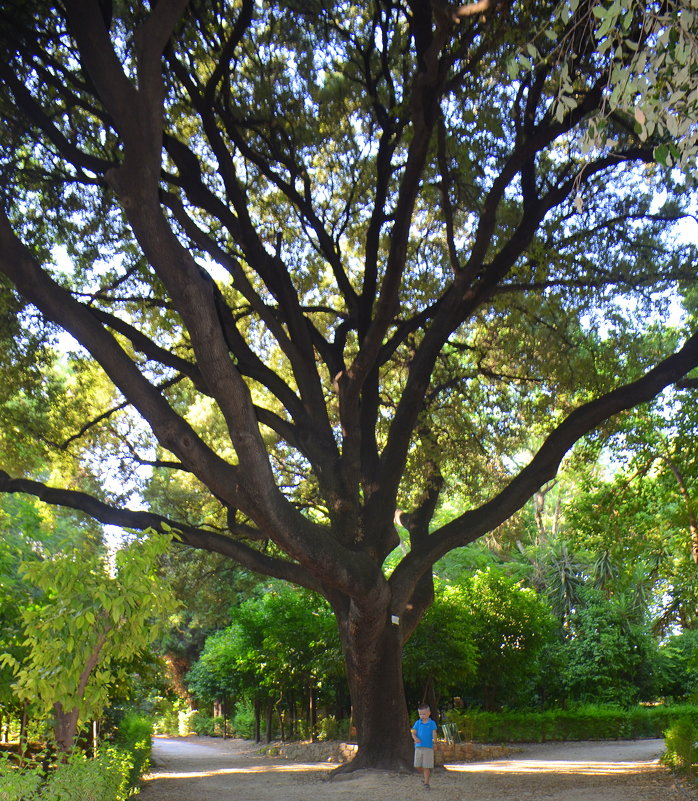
[328,760,415,780]
[327,767,415,781]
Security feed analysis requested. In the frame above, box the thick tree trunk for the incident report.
[53,702,79,754]
[333,609,414,774]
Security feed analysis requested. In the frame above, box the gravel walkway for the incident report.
[136,735,690,801]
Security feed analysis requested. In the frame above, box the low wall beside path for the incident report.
[257,739,515,765]
[433,741,515,765]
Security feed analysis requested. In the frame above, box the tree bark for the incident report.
[308,684,316,742]
[254,696,261,743]
[265,700,273,743]
[53,702,80,754]
[333,608,414,773]
[19,701,28,764]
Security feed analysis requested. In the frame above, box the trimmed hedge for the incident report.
[446,704,698,743]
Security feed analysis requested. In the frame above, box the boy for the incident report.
[410,703,438,789]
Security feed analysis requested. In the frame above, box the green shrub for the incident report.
[0,753,42,801]
[318,716,351,741]
[190,711,217,736]
[0,714,153,801]
[43,748,132,801]
[114,712,152,790]
[232,701,255,739]
[177,708,196,736]
[1,748,134,801]
[151,699,189,735]
[662,717,697,778]
[152,708,179,735]
[116,712,152,746]
[317,715,347,741]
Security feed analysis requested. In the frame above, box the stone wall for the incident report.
[259,740,358,763]
[433,741,514,765]
[259,740,514,765]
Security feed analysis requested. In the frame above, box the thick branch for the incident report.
[77,621,113,700]
[339,7,451,493]
[0,470,324,592]
[375,144,651,533]
[0,207,244,505]
[0,59,114,177]
[390,326,698,607]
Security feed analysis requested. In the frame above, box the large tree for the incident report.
[0,0,697,771]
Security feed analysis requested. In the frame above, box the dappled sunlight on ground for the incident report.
[445,758,660,776]
[143,762,331,781]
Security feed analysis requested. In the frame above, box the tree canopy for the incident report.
[0,0,697,770]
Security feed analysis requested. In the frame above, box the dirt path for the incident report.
[137,735,689,801]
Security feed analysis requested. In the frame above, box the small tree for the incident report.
[1,532,177,752]
[656,630,698,702]
[188,586,344,741]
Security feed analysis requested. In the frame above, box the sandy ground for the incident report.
[136,735,694,801]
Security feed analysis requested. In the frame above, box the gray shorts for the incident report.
[414,747,434,769]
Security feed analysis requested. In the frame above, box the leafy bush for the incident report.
[150,698,190,735]
[190,711,217,736]
[40,748,132,801]
[0,713,153,801]
[232,701,255,739]
[0,748,133,801]
[151,706,180,735]
[0,753,43,801]
[661,717,697,778]
[114,712,152,790]
[316,715,351,741]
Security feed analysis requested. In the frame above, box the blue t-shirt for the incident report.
[412,717,437,748]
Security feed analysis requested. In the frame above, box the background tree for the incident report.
[564,399,698,634]
[560,585,659,705]
[187,585,344,741]
[1,532,176,752]
[0,0,697,770]
[157,547,260,709]
[656,629,698,702]
[455,567,557,710]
